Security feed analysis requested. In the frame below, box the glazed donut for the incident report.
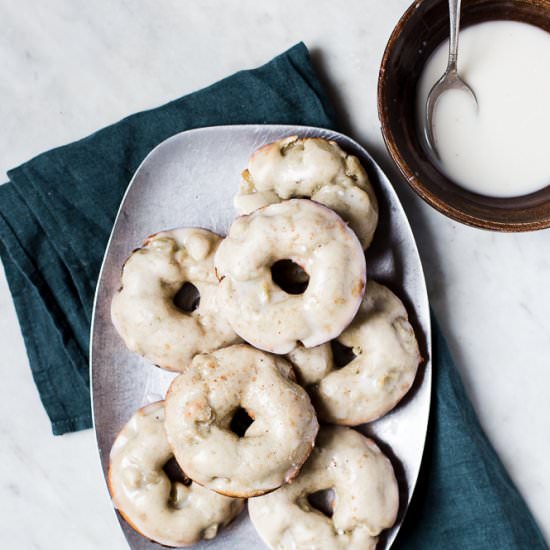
[111,228,239,371]
[234,136,379,249]
[214,199,366,354]
[108,402,244,547]
[248,426,399,550]
[164,344,319,497]
[289,280,421,425]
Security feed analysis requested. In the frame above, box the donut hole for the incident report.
[271,259,309,295]
[173,282,200,312]
[162,456,192,486]
[307,488,336,518]
[330,340,356,369]
[229,407,254,437]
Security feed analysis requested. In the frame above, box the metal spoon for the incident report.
[425,0,477,156]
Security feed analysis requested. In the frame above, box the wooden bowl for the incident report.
[378,0,550,231]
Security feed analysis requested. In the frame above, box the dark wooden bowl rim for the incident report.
[378,0,550,231]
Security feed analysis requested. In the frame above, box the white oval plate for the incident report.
[91,125,432,550]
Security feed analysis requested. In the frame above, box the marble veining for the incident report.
[0,0,549,548]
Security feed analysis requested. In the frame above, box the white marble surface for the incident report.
[0,1,549,548]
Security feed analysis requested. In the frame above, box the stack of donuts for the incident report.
[108,136,422,549]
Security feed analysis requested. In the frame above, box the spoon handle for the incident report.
[448,0,462,72]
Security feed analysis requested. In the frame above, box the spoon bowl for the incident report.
[425,69,478,156]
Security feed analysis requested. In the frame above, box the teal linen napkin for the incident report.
[394,318,547,549]
[0,43,337,435]
[0,43,546,548]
